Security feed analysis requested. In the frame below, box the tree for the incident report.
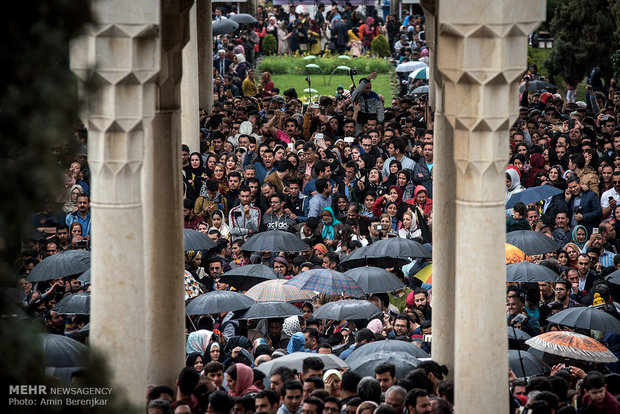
[371,35,390,58]
[262,34,277,55]
[546,0,619,85]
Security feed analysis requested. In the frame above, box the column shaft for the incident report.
[69,0,160,406]
[181,2,200,153]
[143,0,191,388]
[436,1,545,412]
[197,0,214,113]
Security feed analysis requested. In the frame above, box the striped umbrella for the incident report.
[408,66,428,80]
[245,279,314,303]
[285,269,364,297]
[525,331,618,363]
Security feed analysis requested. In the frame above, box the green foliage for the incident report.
[527,48,551,77]
[546,0,619,84]
[258,55,391,75]
[262,34,277,55]
[612,49,620,79]
[371,35,390,58]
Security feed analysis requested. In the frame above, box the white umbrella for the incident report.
[395,61,427,73]
[408,66,429,80]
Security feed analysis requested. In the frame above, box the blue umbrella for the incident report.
[506,185,563,208]
[285,269,365,297]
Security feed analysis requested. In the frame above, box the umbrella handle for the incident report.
[187,315,198,332]
[514,327,527,379]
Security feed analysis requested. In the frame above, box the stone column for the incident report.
[143,0,191,389]
[197,0,214,113]
[436,1,545,412]
[181,1,200,153]
[420,0,456,378]
[69,0,158,406]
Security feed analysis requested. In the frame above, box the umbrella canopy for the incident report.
[245,279,315,303]
[229,13,257,24]
[348,351,420,378]
[236,301,301,320]
[42,334,88,367]
[606,270,620,285]
[345,339,430,363]
[241,230,308,252]
[520,80,556,92]
[526,331,618,363]
[218,264,280,291]
[506,243,527,264]
[505,230,560,256]
[508,327,532,350]
[79,323,90,333]
[184,229,216,251]
[185,290,255,315]
[362,238,431,260]
[303,88,319,94]
[408,66,428,80]
[508,349,550,378]
[506,262,560,283]
[340,245,410,269]
[506,185,563,209]
[27,250,91,282]
[395,61,427,73]
[546,307,620,334]
[286,269,365,297]
[256,352,347,376]
[212,19,239,36]
[313,300,382,321]
[413,264,433,284]
[343,266,404,294]
[53,292,90,315]
[77,269,90,284]
[411,85,429,94]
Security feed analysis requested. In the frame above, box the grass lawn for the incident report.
[271,73,395,103]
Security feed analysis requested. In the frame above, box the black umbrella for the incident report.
[27,250,91,282]
[229,13,258,24]
[42,334,88,367]
[53,292,90,315]
[506,262,560,283]
[212,19,239,36]
[241,230,308,252]
[184,229,216,251]
[236,301,301,320]
[312,300,381,321]
[606,269,620,285]
[508,349,550,378]
[77,269,90,283]
[348,351,420,378]
[343,266,404,294]
[506,186,563,209]
[218,264,280,291]
[411,85,429,94]
[519,80,556,93]
[508,326,531,350]
[505,230,560,256]
[546,306,620,334]
[340,246,408,269]
[345,339,430,363]
[185,290,255,315]
[362,238,431,260]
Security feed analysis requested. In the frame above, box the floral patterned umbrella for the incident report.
[525,331,618,363]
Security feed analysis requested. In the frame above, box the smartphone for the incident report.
[315,133,324,140]
[287,143,295,151]
[593,227,599,234]
[610,196,614,202]
[344,137,355,143]
[400,118,406,126]
[311,103,319,109]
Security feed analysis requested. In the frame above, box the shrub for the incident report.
[262,34,277,56]
[371,35,390,57]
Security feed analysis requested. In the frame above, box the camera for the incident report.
[305,76,311,83]
[76,240,89,248]
[419,94,428,102]
[575,206,582,214]
[348,69,358,77]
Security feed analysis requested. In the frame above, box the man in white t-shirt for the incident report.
[600,170,620,220]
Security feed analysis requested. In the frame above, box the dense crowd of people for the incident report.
[14,3,620,414]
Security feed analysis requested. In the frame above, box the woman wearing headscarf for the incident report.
[358,17,376,52]
[233,54,247,81]
[225,363,261,397]
[505,167,525,203]
[308,19,322,55]
[185,352,205,373]
[185,250,207,281]
[522,153,547,188]
[347,29,362,57]
[372,185,406,219]
[222,336,253,368]
[63,184,84,213]
[186,329,213,355]
[319,207,343,250]
[287,332,306,353]
[571,225,588,249]
[397,170,415,202]
[385,159,402,187]
[204,341,222,363]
